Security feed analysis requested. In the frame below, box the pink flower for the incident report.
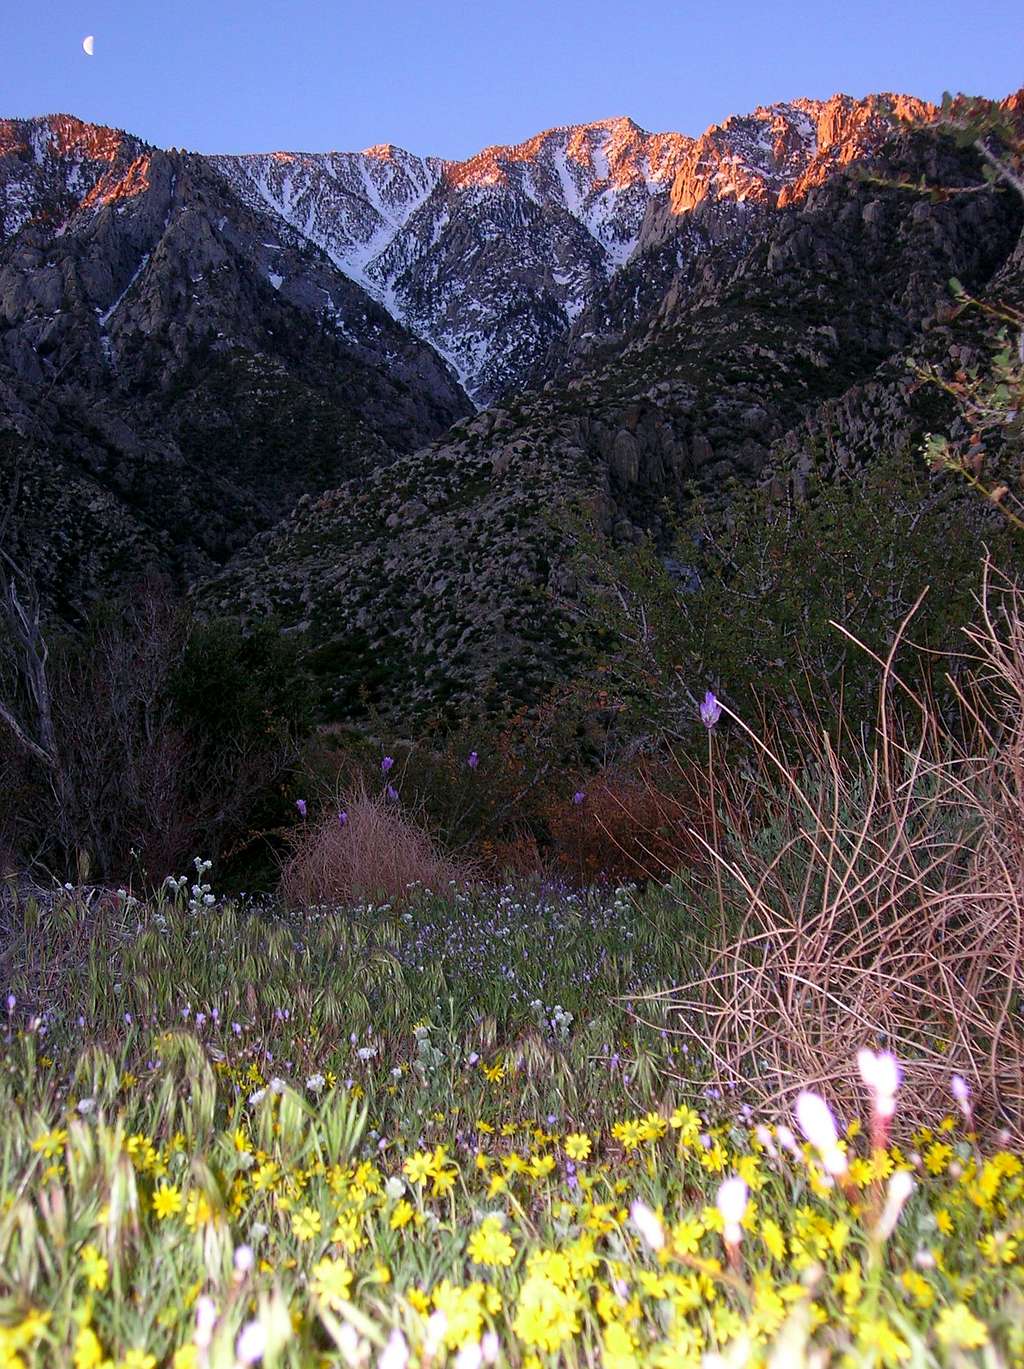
[795,1091,848,1176]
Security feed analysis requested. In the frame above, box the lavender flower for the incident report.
[338,810,349,828]
[467,751,479,769]
[381,756,394,773]
[386,784,399,801]
[295,798,307,818]
[699,690,722,729]
[572,790,586,806]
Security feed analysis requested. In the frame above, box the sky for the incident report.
[4,0,1022,159]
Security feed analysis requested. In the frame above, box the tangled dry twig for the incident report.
[648,560,1024,1137]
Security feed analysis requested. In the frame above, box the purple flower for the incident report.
[338,810,349,828]
[386,785,399,801]
[467,751,479,770]
[381,756,394,774]
[572,791,586,806]
[699,690,722,729]
[295,798,307,818]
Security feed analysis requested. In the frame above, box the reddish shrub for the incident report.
[542,761,712,887]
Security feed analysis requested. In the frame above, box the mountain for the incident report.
[4,94,1022,715]
[0,114,471,615]
[199,116,1024,722]
[212,94,933,403]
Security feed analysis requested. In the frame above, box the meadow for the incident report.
[2,706,1024,1369]
[3,562,1024,1368]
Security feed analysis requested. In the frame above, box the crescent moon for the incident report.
[83,35,95,56]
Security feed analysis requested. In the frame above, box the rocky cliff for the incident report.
[0,115,471,613]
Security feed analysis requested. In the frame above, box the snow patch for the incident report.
[98,253,150,327]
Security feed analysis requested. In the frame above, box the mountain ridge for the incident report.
[208,92,936,401]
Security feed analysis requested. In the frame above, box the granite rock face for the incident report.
[4,98,1023,725]
[0,115,472,611]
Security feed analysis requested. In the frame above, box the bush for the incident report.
[540,761,711,887]
[0,580,312,886]
[278,786,470,907]
[660,558,1024,1135]
[575,449,1024,745]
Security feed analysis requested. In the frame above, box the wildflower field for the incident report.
[2,873,1023,1369]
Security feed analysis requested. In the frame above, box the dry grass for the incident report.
[278,784,471,908]
[650,561,1024,1137]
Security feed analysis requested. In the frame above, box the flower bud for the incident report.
[629,1199,665,1251]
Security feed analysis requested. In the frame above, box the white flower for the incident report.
[481,1331,499,1365]
[378,1329,409,1369]
[629,1199,665,1251]
[754,1123,776,1157]
[384,1175,406,1201]
[234,1244,254,1274]
[194,1296,217,1350]
[248,1087,267,1106]
[306,1073,326,1094]
[336,1321,367,1366]
[775,1124,801,1156]
[455,1343,483,1369]
[874,1169,915,1240]
[269,1077,287,1094]
[424,1311,448,1356]
[795,1091,848,1176]
[951,1073,972,1113]
[236,1319,267,1365]
[857,1048,902,1117]
[76,1097,96,1116]
[716,1175,748,1244]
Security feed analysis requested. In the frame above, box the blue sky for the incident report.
[5,0,1022,158]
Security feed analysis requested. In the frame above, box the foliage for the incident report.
[1,877,1023,1365]
[537,762,711,888]
[912,95,1024,531]
[0,586,313,887]
[301,685,616,875]
[572,451,1020,742]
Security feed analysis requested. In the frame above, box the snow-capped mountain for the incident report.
[2,96,934,408]
[211,94,933,402]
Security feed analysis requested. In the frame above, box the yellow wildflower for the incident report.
[390,1200,414,1230]
[152,1184,183,1220]
[80,1245,109,1293]
[565,1133,592,1161]
[513,1274,580,1353]
[468,1217,515,1268]
[73,1327,105,1369]
[291,1206,322,1242]
[935,1303,989,1350]
[31,1128,68,1159]
[311,1256,353,1307]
